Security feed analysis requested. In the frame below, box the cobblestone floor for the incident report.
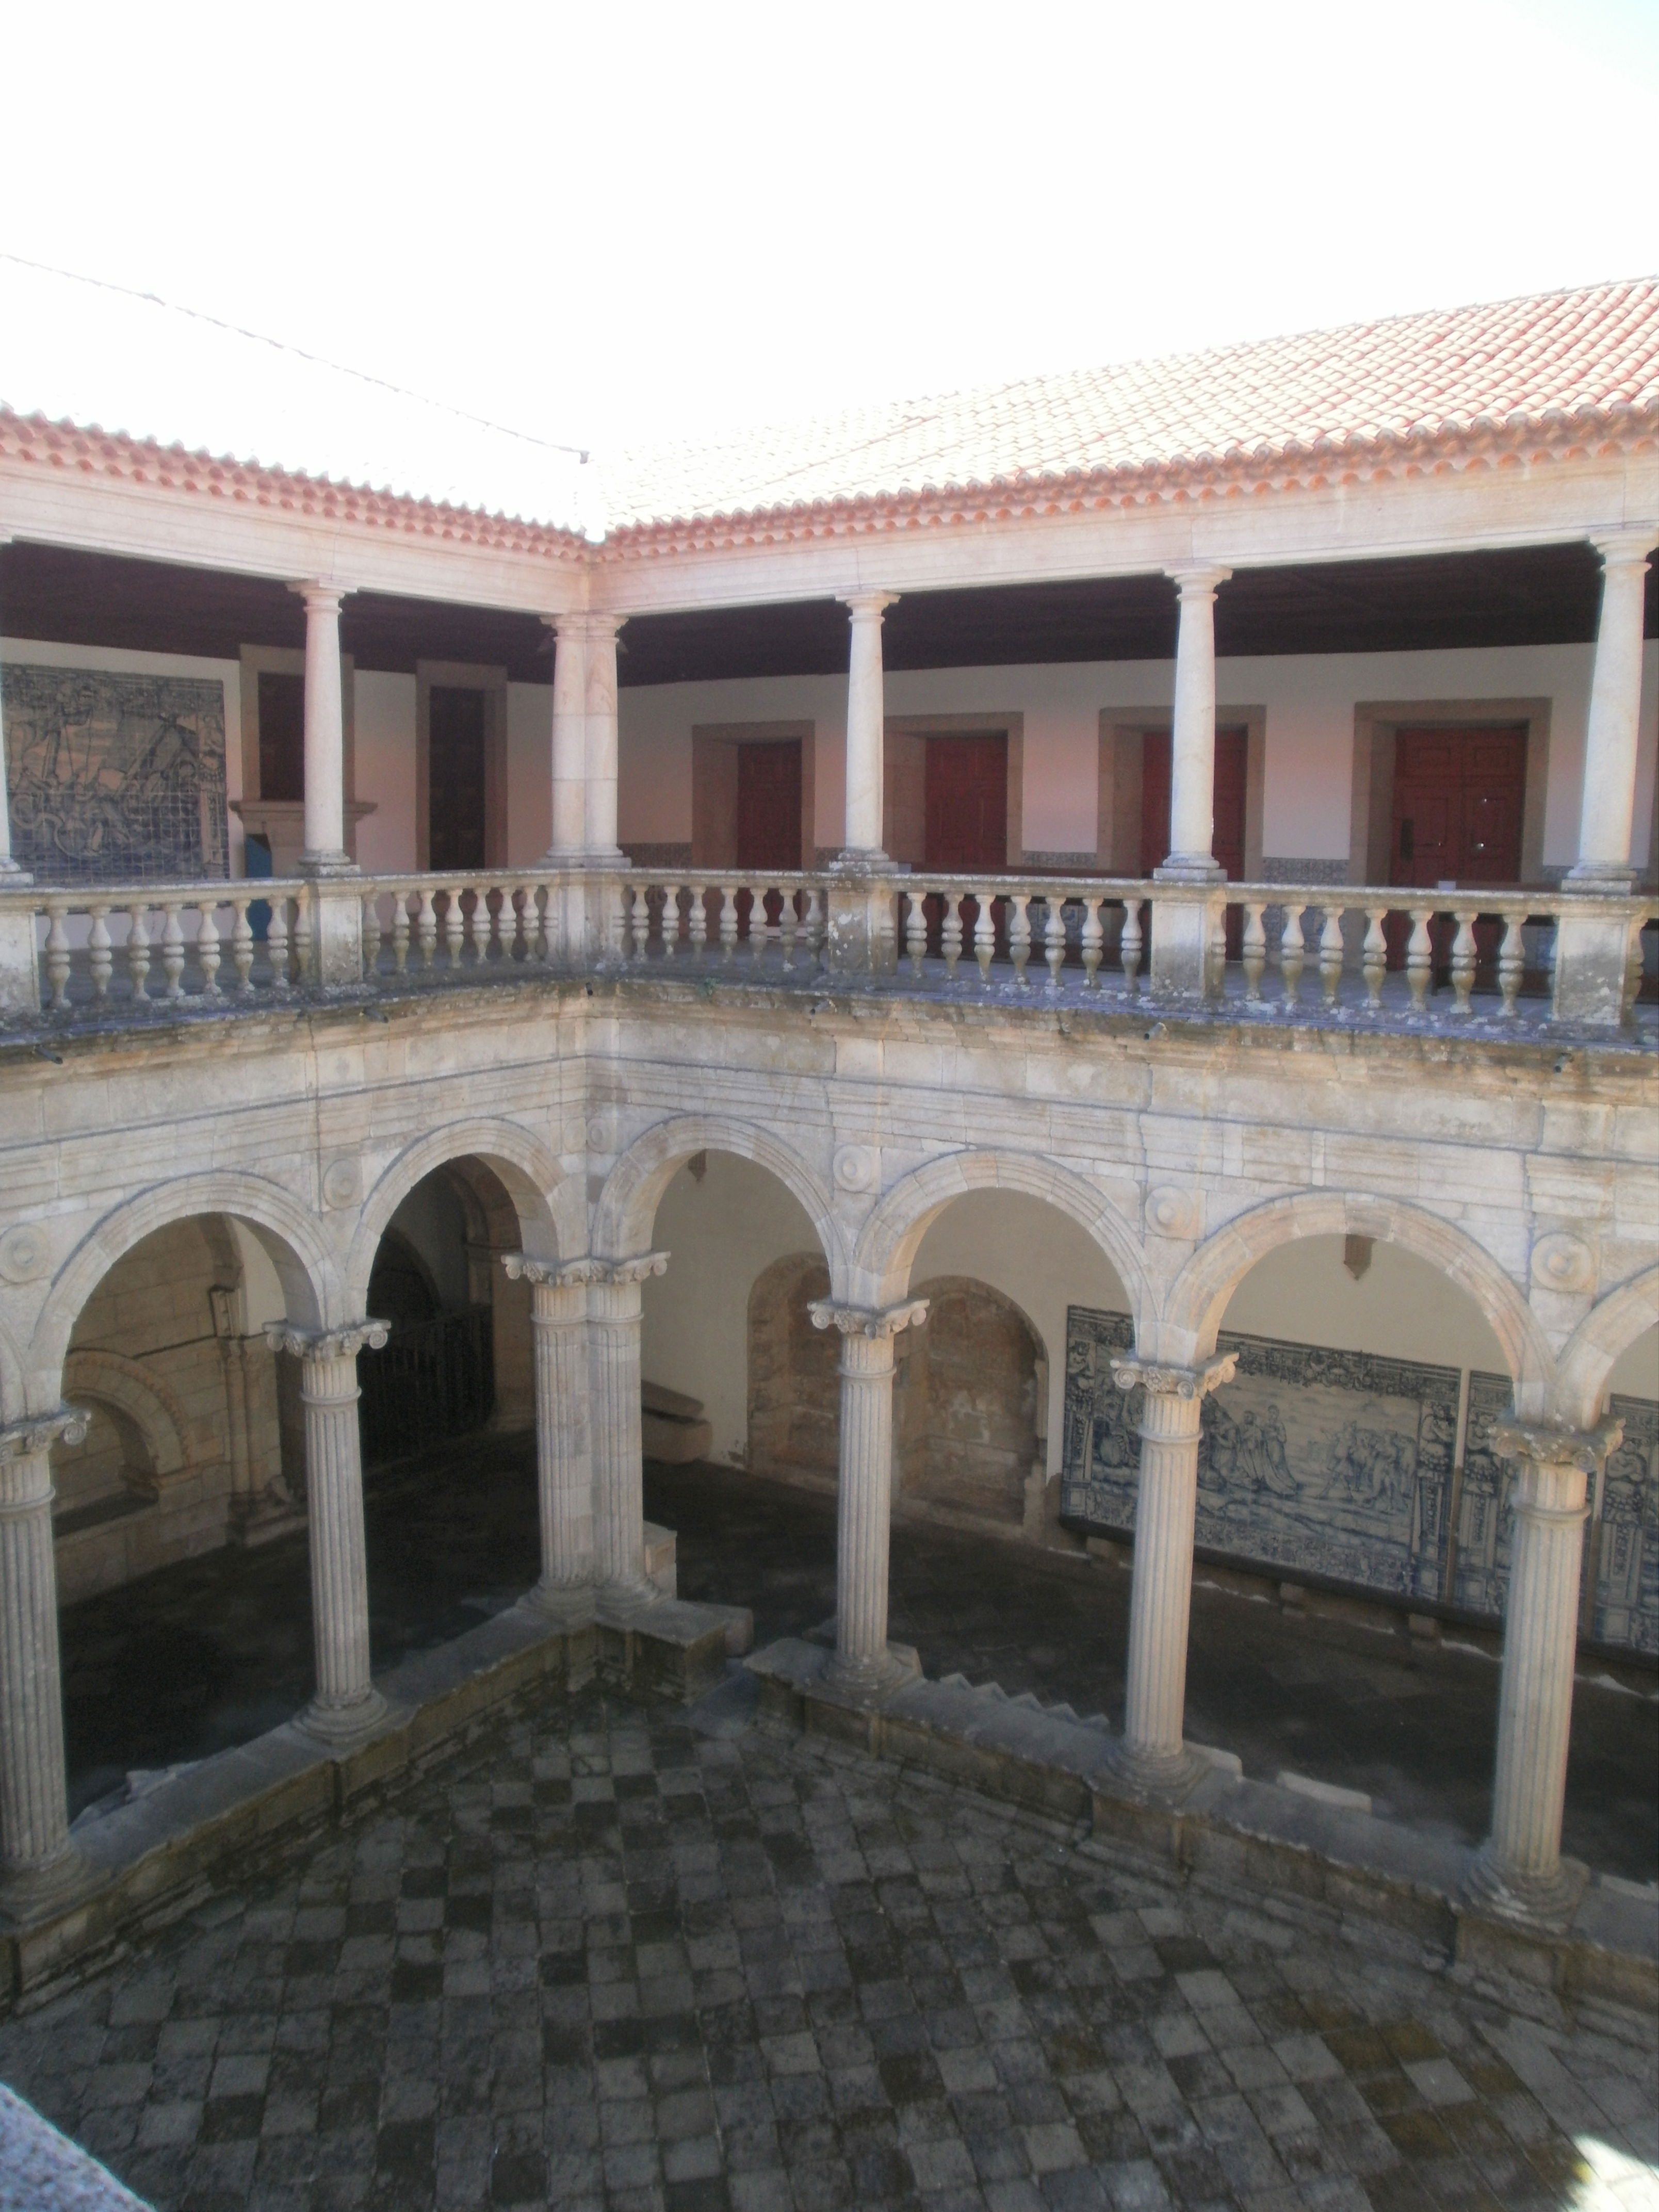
[7,1690,1659,2212]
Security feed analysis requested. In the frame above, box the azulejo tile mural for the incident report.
[1060,1308,1658,1655]
[3,663,227,884]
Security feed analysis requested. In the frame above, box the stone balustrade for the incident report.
[2,867,1654,1031]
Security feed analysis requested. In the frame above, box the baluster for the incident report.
[1081,897,1104,990]
[1497,912,1523,1018]
[1242,902,1266,1000]
[267,895,291,990]
[1045,895,1067,989]
[392,888,412,973]
[533,885,552,963]
[415,888,437,972]
[619,884,638,962]
[657,885,677,960]
[484,886,503,963]
[1279,905,1305,1005]
[1318,907,1345,1007]
[941,889,965,978]
[807,887,827,968]
[904,891,927,977]
[195,902,222,996]
[88,904,113,1001]
[44,901,72,1011]
[972,889,996,981]
[711,884,733,961]
[231,898,255,994]
[1120,901,1143,993]
[1362,907,1388,1009]
[126,903,152,999]
[686,881,708,957]
[160,901,187,999]
[1009,892,1032,986]
[443,887,465,967]
[1405,906,1434,1011]
[1622,918,1644,1020]
[1450,908,1477,1014]
[291,891,314,983]
[361,892,382,975]
[779,888,799,971]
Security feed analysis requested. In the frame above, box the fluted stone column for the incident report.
[503,1256,600,1612]
[583,615,626,862]
[838,594,898,864]
[810,1298,929,1688]
[544,616,590,861]
[1109,1352,1237,1795]
[1159,565,1231,879]
[1470,1414,1622,1920]
[0,1410,88,1913]
[267,1322,388,1743]
[1567,531,1657,889]
[589,1255,668,1601]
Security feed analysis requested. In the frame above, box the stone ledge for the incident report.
[746,1635,1659,2023]
[0,1587,754,2009]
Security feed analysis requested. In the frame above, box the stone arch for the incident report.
[61,1346,198,1485]
[595,1114,843,1277]
[1557,1265,1659,1429]
[27,1173,335,1413]
[0,1314,26,1427]
[346,1117,565,1314]
[1163,1191,1554,1410]
[852,1150,1151,1328]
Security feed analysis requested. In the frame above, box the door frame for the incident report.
[416,659,509,871]
[691,720,815,870]
[1351,697,1551,888]
[1096,706,1265,877]
[884,712,1024,869]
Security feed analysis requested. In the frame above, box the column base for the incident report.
[1562,863,1637,893]
[1462,1842,1590,1930]
[1107,1737,1211,1806]
[522,1580,599,1628]
[1152,857,1225,884]
[0,1844,95,1926]
[294,1688,390,1748]
[594,1577,659,1622]
[828,1641,922,1698]
[828,850,909,876]
[298,852,361,879]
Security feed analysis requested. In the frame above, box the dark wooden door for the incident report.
[429,687,487,872]
[257,671,305,801]
[1390,727,1526,888]
[925,734,1007,870]
[736,741,802,871]
[1138,727,1247,876]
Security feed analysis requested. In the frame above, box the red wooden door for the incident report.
[925,734,1007,870]
[1140,727,1248,956]
[1387,726,1528,981]
[736,741,802,871]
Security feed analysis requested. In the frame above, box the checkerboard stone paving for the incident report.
[2,1693,1655,2212]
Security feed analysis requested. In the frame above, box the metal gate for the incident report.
[358,1308,495,1467]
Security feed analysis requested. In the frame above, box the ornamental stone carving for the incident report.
[1110,1351,1238,1401]
[1145,1186,1202,1241]
[810,1297,930,1340]
[501,1255,605,1288]
[265,1320,390,1362]
[1490,1413,1623,1477]
[0,1223,51,1285]
[0,1408,90,1465]
[1529,1233,1595,1295]
[320,1157,362,1210]
[833,1144,878,1194]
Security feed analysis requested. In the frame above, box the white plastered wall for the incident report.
[353,671,416,875]
[617,640,1659,873]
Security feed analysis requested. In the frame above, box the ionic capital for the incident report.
[502,1254,606,1288]
[288,580,348,617]
[265,1319,390,1362]
[1590,527,1659,572]
[1490,1414,1623,1476]
[1111,1350,1238,1401]
[840,591,899,621]
[0,1407,90,1462]
[809,1296,929,1340]
[1165,562,1232,600]
[590,1251,669,1287]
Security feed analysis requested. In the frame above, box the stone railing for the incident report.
[3,866,1655,1033]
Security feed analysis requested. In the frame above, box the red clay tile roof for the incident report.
[606,278,1659,533]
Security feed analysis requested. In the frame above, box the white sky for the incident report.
[3,0,1656,519]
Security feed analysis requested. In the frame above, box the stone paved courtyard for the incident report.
[7,1693,1659,2212]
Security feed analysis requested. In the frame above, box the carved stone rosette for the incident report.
[810,1298,930,1687]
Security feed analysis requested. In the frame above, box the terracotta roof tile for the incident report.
[604,278,1659,531]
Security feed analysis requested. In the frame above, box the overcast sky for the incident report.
[4,0,1656,496]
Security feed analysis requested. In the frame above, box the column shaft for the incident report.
[1569,533,1657,887]
[0,634,25,875]
[588,1256,666,1596]
[0,1413,86,1902]
[835,1333,899,1668]
[504,1258,597,1602]
[294,584,349,868]
[583,616,624,859]
[840,594,897,860]
[547,617,589,858]
[1162,566,1231,877]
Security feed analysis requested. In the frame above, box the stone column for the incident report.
[503,1256,599,1613]
[582,615,626,861]
[0,1410,88,1913]
[809,1298,929,1688]
[1470,1413,1621,1920]
[1109,1351,1237,1794]
[544,615,589,860]
[0,630,41,1017]
[1159,565,1231,878]
[267,1322,389,1743]
[0,601,28,877]
[588,1254,668,1601]
[1567,531,1657,889]
[290,583,352,872]
[838,593,898,863]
